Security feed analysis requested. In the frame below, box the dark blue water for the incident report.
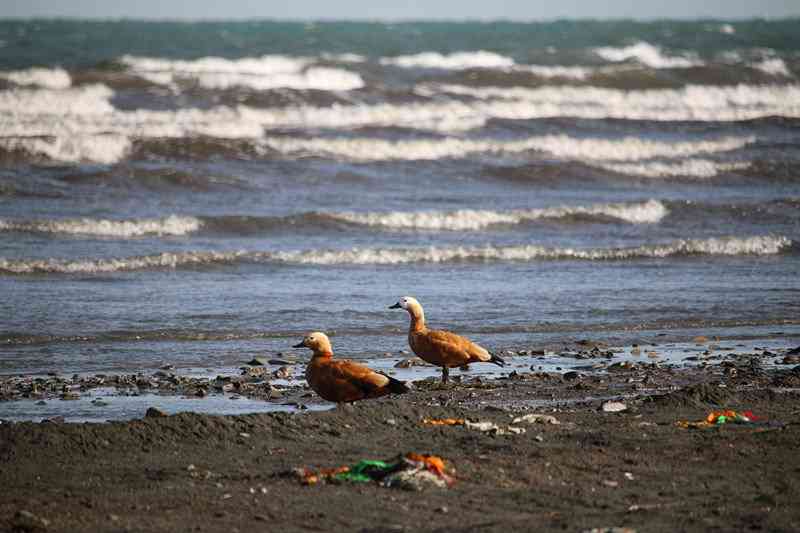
[1,19,799,378]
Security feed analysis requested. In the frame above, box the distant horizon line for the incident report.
[1,15,798,23]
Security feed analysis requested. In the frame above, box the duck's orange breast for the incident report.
[305,358,392,403]
[409,329,490,368]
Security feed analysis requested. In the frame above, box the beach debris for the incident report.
[394,357,431,368]
[13,510,51,531]
[145,407,167,418]
[581,527,636,533]
[272,366,293,380]
[676,409,761,429]
[512,413,560,425]
[601,401,628,413]
[422,417,526,435]
[292,453,455,490]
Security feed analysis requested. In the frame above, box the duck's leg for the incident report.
[441,366,449,384]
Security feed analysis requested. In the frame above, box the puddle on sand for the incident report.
[0,387,331,423]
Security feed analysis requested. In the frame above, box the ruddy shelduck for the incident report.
[389,296,504,383]
[293,332,409,403]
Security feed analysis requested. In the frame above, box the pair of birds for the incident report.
[292,296,505,403]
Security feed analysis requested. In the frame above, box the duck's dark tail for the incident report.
[381,373,411,394]
[488,352,505,367]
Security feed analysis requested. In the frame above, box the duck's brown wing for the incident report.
[423,329,492,366]
[320,360,392,401]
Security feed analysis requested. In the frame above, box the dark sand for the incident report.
[2,361,799,532]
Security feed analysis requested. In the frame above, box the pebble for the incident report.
[246,357,268,366]
[13,510,50,530]
[563,371,581,381]
[145,407,167,418]
[601,401,628,413]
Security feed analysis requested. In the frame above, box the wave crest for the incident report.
[0,215,202,238]
[335,200,668,230]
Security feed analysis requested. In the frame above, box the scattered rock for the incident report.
[145,407,167,418]
[246,357,268,366]
[13,510,50,530]
[241,366,268,378]
[780,355,800,365]
[272,366,292,380]
[562,371,581,381]
[394,357,430,368]
[269,359,295,366]
[601,401,628,413]
[512,413,560,425]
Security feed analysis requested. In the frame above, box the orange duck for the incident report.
[293,332,409,403]
[389,296,504,383]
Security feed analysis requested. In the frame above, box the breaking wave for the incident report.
[0,215,202,238]
[120,55,364,91]
[0,236,790,274]
[379,51,515,70]
[594,159,751,178]
[593,41,701,69]
[0,67,72,89]
[262,134,752,162]
[334,200,668,230]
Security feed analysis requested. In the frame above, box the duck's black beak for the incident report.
[389,303,401,309]
[292,341,305,348]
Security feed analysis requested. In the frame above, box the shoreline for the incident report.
[1,360,799,532]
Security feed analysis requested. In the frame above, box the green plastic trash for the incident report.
[333,460,393,483]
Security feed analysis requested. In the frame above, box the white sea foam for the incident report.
[0,251,250,274]
[120,55,364,91]
[595,159,751,178]
[752,58,792,77]
[426,83,800,122]
[519,64,594,79]
[334,200,668,230]
[1,235,789,273]
[261,134,752,162]
[274,235,791,265]
[0,134,131,165]
[0,67,72,89]
[0,215,202,238]
[380,51,515,70]
[0,84,115,116]
[593,41,701,69]
[719,24,736,34]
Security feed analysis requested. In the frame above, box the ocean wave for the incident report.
[0,84,114,115]
[1,236,789,274]
[594,159,751,178]
[262,134,752,162]
[379,51,515,70]
[424,83,800,122]
[120,55,364,91]
[751,58,792,77]
[0,134,131,165]
[334,200,668,230]
[0,67,71,89]
[593,41,701,69]
[0,215,202,238]
[275,236,791,265]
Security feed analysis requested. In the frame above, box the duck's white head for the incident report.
[389,296,420,311]
[292,331,333,355]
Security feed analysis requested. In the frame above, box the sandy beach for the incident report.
[2,347,799,532]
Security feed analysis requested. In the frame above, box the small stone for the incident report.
[624,472,635,481]
[239,432,250,438]
[108,514,120,522]
[602,480,619,488]
[241,366,267,378]
[394,357,430,368]
[534,435,544,442]
[563,371,581,381]
[246,357,268,366]
[269,358,294,366]
[36,400,47,406]
[435,506,448,513]
[195,388,208,398]
[187,464,196,471]
[385,418,397,426]
[13,510,50,530]
[601,401,627,413]
[272,366,292,380]
[145,407,167,418]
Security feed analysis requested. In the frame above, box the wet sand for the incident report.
[1,356,800,532]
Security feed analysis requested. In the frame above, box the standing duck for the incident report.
[389,296,504,383]
[293,331,409,403]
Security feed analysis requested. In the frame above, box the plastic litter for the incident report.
[293,453,455,489]
[422,417,525,435]
[676,409,760,429]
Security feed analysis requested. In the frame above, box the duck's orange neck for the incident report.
[312,350,333,359]
[408,306,426,333]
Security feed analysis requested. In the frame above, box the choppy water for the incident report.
[1,19,799,378]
